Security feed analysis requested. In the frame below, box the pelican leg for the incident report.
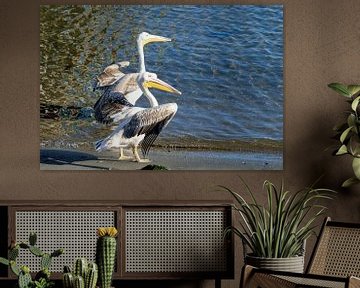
[118,148,133,161]
[132,146,150,163]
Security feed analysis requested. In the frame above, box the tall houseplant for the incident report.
[328,83,360,187]
[222,179,334,272]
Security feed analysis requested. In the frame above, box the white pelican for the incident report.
[93,61,130,91]
[95,72,180,162]
[93,32,171,114]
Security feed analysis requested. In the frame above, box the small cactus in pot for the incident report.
[62,259,98,288]
[96,227,118,288]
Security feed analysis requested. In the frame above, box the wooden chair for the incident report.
[241,217,360,288]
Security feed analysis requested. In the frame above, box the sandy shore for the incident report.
[40,148,282,170]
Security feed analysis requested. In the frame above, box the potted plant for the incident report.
[62,258,98,288]
[221,179,334,273]
[328,83,360,187]
[96,227,118,288]
[0,232,63,288]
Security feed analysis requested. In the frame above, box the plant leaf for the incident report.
[340,126,353,143]
[0,257,9,266]
[349,135,360,156]
[347,114,356,128]
[348,85,360,97]
[342,177,360,188]
[328,83,351,97]
[333,122,348,132]
[351,96,360,111]
[352,157,360,179]
[336,145,348,155]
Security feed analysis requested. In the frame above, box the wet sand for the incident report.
[40,148,282,170]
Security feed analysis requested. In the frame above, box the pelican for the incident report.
[93,32,171,116]
[95,72,181,162]
[93,61,130,91]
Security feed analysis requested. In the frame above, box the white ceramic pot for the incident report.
[245,254,305,273]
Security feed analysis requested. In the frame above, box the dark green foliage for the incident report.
[63,265,72,273]
[141,164,168,170]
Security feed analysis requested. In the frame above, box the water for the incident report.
[40,5,283,152]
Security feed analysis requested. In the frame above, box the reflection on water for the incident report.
[40,5,283,151]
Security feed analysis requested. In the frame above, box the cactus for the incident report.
[0,232,63,288]
[63,260,98,288]
[74,275,85,288]
[9,246,19,260]
[96,227,118,288]
[64,265,72,273]
[18,268,32,288]
[85,263,98,288]
[74,258,87,279]
[63,272,74,288]
[10,260,20,276]
[41,253,52,270]
[51,248,64,257]
[35,268,50,281]
[29,232,37,246]
[29,245,44,257]
[19,243,30,249]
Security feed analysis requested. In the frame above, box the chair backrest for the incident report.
[307,217,360,277]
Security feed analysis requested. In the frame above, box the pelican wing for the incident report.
[93,62,130,90]
[124,104,177,156]
[94,91,134,124]
[121,73,139,94]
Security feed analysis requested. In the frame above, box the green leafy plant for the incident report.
[33,278,54,288]
[221,179,334,258]
[328,83,360,187]
[0,232,63,288]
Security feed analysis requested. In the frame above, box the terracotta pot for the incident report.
[245,254,305,273]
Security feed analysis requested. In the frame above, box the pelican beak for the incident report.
[145,78,181,95]
[143,34,172,45]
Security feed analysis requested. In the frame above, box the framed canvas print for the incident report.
[40,5,283,170]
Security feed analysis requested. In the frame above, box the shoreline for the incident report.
[40,147,283,170]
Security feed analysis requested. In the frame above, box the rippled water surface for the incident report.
[40,5,283,151]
